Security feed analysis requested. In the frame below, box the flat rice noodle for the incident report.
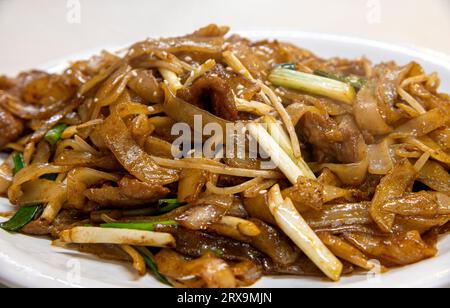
[344,231,437,266]
[374,62,412,124]
[282,177,324,211]
[429,127,450,151]
[127,37,225,63]
[144,136,178,158]
[155,249,260,288]
[176,204,228,231]
[318,232,374,270]
[247,219,299,266]
[0,92,67,120]
[354,84,392,135]
[302,202,372,230]
[417,161,450,193]
[320,158,369,186]
[163,88,230,142]
[390,108,447,139]
[99,113,179,185]
[177,169,207,203]
[54,150,122,170]
[393,215,450,235]
[370,159,417,233]
[8,163,69,205]
[243,193,276,226]
[383,192,450,217]
[128,70,170,104]
[17,179,64,206]
[84,184,169,208]
[367,138,395,175]
[66,167,120,210]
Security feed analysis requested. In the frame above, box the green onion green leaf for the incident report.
[100,220,177,232]
[158,199,185,213]
[314,70,367,90]
[0,205,42,232]
[12,153,25,175]
[135,246,172,286]
[45,124,68,146]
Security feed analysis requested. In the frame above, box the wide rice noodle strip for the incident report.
[60,227,175,247]
[268,185,343,281]
[354,84,392,135]
[99,113,179,185]
[318,233,374,271]
[418,161,450,193]
[121,245,147,276]
[56,136,100,158]
[61,119,104,139]
[323,185,353,203]
[367,138,395,175]
[90,65,132,119]
[302,202,372,230]
[403,136,450,165]
[178,169,207,203]
[370,160,417,233]
[390,108,447,139]
[162,85,229,139]
[7,164,69,205]
[78,61,122,95]
[66,167,120,209]
[206,177,264,195]
[16,179,62,206]
[320,158,369,186]
[151,156,282,179]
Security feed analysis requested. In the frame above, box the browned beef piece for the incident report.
[0,106,24,148]
[300,112,366,163]
[172,228,265,263]
[84,177,170,208]
[178,75,239,121]
[21,210,87,237]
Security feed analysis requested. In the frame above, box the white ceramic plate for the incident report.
[1,31,450,288]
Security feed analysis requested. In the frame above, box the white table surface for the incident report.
[0,0,449,288]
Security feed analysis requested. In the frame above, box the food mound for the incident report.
[0,24,449,288]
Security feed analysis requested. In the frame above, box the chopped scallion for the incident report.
[12,153,25,175]
[0,205,42,232]
[135,246,172,286]
[100,220,177,232]
[269,68,356,105]
[45,124,68,146]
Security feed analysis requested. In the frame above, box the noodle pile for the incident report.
[0,24,449,288]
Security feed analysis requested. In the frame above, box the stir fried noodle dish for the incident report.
[0,25,449,288]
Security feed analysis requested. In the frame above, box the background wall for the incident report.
[0,0,449,75]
